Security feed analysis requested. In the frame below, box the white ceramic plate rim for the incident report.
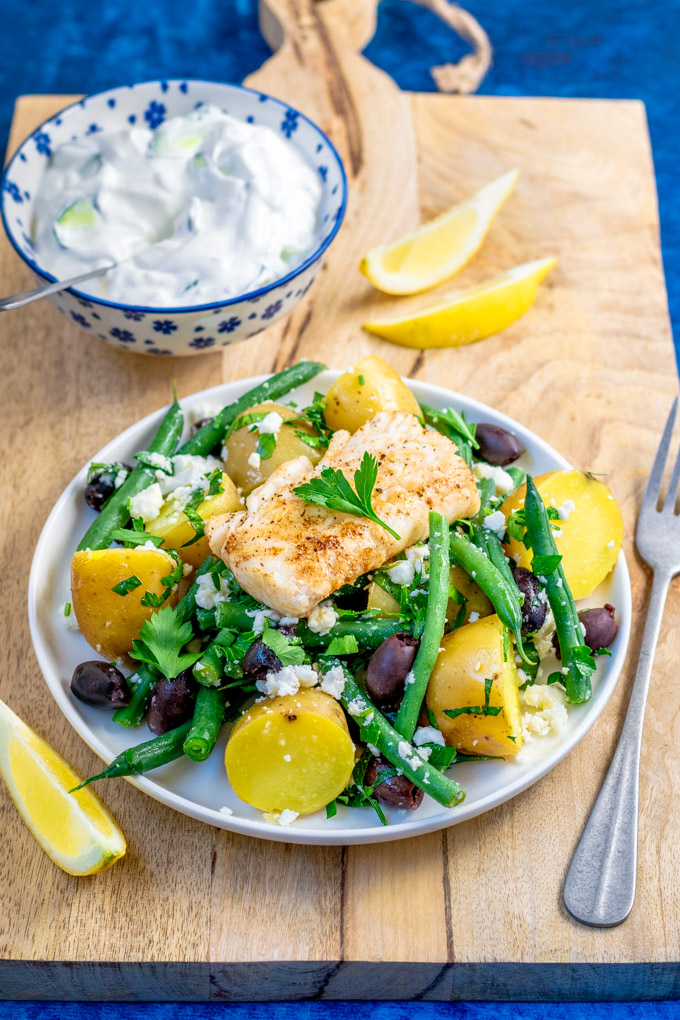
[28,373,631,845]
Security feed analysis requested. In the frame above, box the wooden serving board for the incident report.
[1,0,679,1002]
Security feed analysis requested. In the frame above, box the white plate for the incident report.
[28,372,631,845]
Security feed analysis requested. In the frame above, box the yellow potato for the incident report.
[367,565,492,627]
[71,547,180,660]
[224,401,323,495]
[225,689,356,816]
[501,470,623,600]
[426,614,523,756]
[324,355,421,432]
[145,472,242,569]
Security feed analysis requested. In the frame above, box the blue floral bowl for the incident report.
[1,79,347,357]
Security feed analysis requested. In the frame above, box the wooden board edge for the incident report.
[2,961,679,1002]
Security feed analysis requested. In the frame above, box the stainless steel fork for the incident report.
[563,396,680,927]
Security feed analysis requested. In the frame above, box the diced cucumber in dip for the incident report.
[31,105,323,307]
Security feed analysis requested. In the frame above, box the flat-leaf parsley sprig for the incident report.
[294,451,400,541]
[131,604,204,679]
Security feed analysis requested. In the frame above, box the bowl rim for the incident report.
[1,77,348,316]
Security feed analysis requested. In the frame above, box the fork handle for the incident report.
[563,568,671,927]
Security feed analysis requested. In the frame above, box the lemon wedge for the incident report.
[0,699,126,875]
[359,168,519,295]
[363,257,557,349]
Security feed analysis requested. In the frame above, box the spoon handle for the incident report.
[0,265,111,311]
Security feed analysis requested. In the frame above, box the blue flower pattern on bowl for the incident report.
[1,80,347,357]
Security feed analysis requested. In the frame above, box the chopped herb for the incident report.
[326,800,338,819]
[110,522,164,549]
[294,451,400,540]
[130,604,204,679]
[326,634,359,656]
[285,392,333,450]
[358,374,365,386]
[443,676,502,719]
[334,751,389,825]
[426,744,457,770]
[531,553,562,576]
[261,625,306,667]
[420,403,478,467]
[112,575,143,596]
[181,470,224,548]
[140,590,165,608]
[63,602,72,617]
[258,432,277,461]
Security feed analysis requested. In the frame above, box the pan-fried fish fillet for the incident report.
[206,411,479,618]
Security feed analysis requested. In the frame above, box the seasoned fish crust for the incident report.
[206,411,479,617]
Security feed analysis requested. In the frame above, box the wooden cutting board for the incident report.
[1,0,679,1002]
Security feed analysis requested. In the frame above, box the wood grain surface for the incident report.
[0,0,678,1002]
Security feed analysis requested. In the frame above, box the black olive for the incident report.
[512,567,547,633]
[84,462,132,512]
[365,633,420,708]
[553,605,618,659]
[241,639,282,679]
[71,661,131,708]
[475,423,524,467]
[147,671,196,735]
[364,756,424,811]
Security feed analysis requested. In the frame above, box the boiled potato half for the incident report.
[324,355,421,432]
[225,689,356,816]
[145,472,242,568]
[502,470,623,600]
[224,400,323,495]
[71,547,180,660]
[367,564,492,627]
[426,614,523,756]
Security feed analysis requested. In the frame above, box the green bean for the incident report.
[183,688,227,762]
[523,476,595,704]
[71,721,192,791]
[192,639,225,687]
[395,512,450,740]
[449,531,533,664]
[320,660,464,808]
[113,559,219,727]
[77,397,184,552]
[297,616,408,650]
[112,664,157,728]
[475,526,516,590]
[178,361,327,457]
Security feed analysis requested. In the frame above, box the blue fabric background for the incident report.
[1,0,679,1013]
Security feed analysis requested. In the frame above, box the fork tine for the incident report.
[642,397,678,513]
[663,418,680,512]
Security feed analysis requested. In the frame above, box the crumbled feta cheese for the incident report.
[256,663,318,698]
[517,668,529,683]
[248,452,261,470]
[556,499,575,521]
[367,743,380,757]
[279,617,299,627]
[62,604,80,632]
[347,698,368,717]
[246,608,281,634]
[473,461,514,494]
[522,683,568,737]
[306,601,338,635]
[219,806,233,817]
[483,509,506,536]
[405,544,429,579]
[413,726,445,747]
[387,559,415,586]
[404,669,416,687]
[114,469,127,489]
[468,611,480,623]
[146,451,173,474]
[553,528,563,538]
[533,609,556,659]
[556,578,563,588]
[183,562,193,577]
[294,664,319,688]
[195,573,228,610]
[397,740,422,770]
[277,809,299,826]
[189,401,221,425]
[319,665,346,700]
[255,411,284,435]
[128,482,164,523]
[607,540,615,549]
[283,754,292,762]
[158,454,222,504]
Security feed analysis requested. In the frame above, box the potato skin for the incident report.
[426,614,523,756]
[324,355,421,432]
[224,401,323,495]
[71,548,180,660]
[225,689,355,815]
[145,472,242,568]
[501,470,623,600]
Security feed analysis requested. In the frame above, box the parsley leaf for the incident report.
[130,604,204,679]
[531,553,562,576]
[261,626,306,667]
[112,575,142,596]
[294,451,400,540]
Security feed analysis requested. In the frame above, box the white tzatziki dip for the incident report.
[31,105,323,307]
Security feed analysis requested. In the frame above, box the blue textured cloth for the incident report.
[0,1,678,1012]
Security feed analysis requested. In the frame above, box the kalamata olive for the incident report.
[84,462,131,512]
[553,605,618,658]
[512,567,547,633]
[191,416,214,435]
[365,633,419,708]
[147,671,196,735]
[71,661,131,708]
[475,423,524,467]
[241,639,282,678]
[365,756,424,811]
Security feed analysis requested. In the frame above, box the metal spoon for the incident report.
[0,264,113,311]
